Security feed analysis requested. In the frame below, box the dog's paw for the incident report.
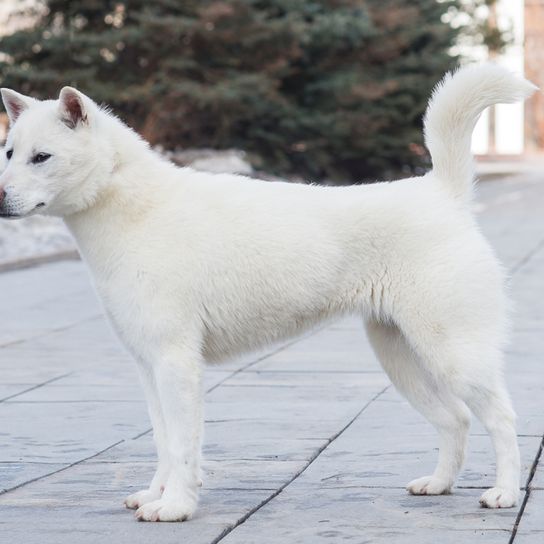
[479,487,519,509]
[135,498,196,522]
[407,475,451,495]
[124,488,163,509]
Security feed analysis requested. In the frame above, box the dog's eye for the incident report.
[31,152,51,164]
[6,149,13,160]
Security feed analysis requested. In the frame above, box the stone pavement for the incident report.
[0,172,543,543]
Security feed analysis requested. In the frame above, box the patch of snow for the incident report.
[0,215,75,266]
[160,148,254,176]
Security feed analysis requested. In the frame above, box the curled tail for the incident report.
[424,63,537,200]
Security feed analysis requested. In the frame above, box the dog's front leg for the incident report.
[125,363,170,510]
[135,348,203,522]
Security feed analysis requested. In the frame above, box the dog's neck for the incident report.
[63,122,183,273]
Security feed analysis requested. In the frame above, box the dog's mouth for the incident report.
[0,211,22,219]
[0,202,46,219]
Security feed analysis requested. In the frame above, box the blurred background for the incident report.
[0,0,543,265]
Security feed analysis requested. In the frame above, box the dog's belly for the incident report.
[200,300,337,363]
[198,268,388,363]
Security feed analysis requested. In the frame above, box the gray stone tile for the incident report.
[87,439,306,491]
[219,487,516,544]
[204,380,388,433]
[0,261,90,309]
[0,400,149,466]
[6,383,145,403]
[226,369,383,387]
[511,490,544,543]
[0,383,34,401]
[529,446,544,490]
[0,323,126,387]
[0,460,280,544]
[99,427,326,464]
[0,289,101,346]
[477,174,544,270]
[296,397,540,490]
[268,384,540,488]
[0,462,68,493]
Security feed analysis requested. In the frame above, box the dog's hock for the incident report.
[59,86,89,129]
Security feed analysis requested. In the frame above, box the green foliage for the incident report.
[447,0,512,54]
[1,1,462,182]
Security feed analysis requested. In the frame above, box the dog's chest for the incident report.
[90,262,171,353]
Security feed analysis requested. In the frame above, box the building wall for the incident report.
[472,0,526,155]
[524,0,544,151]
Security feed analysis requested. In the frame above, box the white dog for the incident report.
[0,64,536,522]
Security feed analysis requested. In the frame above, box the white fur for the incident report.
[0,64,536,521]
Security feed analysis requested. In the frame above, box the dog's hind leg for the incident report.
[463,374,519,508]
[396,317,520,508]
[366,320,471,495]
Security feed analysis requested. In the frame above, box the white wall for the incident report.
[472,0,525,154]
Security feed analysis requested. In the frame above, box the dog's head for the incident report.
[0,87,116,218]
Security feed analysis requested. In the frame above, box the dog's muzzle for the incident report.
[0,187,11,217]
[0,188,19,218]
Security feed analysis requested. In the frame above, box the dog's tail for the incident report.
[424,63,537,201]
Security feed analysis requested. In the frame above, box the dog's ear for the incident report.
[58,87,90,129]
[1,88,35,124]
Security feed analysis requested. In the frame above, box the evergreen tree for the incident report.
[1,1,465,182]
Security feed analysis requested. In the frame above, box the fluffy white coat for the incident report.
[0,64,536,521]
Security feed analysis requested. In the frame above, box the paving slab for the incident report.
[219,487,518,544]
[529,443,544,490]
[510,490,544,543]
[295,389,541,491]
